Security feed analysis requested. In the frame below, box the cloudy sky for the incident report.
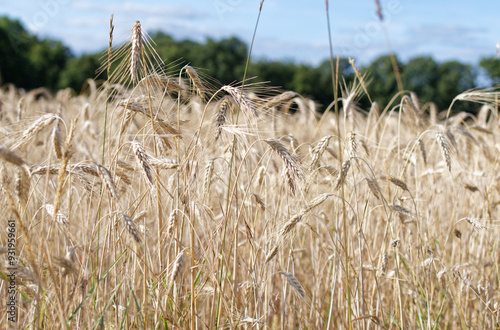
[2,0,499,66]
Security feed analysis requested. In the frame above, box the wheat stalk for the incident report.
[264,91,297,108]
[389,176,409,192]
[44,204,69,225]
[166,210,177,237]
[52,118,76,223]
[0,146,25,166]
[365,178,381,199]
[73,163,100,177]
[255,165,266,187]
[120,213,142,243]
[215,98,229,140]
[303,193,333,213]
[288,134,299,153]
[52,125,63,159]
[202,160,215,199]
[169,249,185,288]
[390,204,413,217]
[310,135,332,169]
[265,245,279,263]
[265,138,304,182]
[17,113,58,148]
[96,163,117,199]
[347,131,357,158]
[148,157,179,170]
[252,193,266,210]
[131,141,154,187]
[185,65,204,98]
[417,138,427,164]
[436,132,451,171]
[279,271,305,298]
[15,166,30,204]
[130,20,142,83]
[335,159,351,189]
[222,85,257,117]
[140,75,184,92]
[30,165,60,176]
[280,212,304,237]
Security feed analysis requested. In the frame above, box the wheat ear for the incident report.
[130,20,142,83]
[52,118,76,223]
[202,160,215,199]
[436,132,451,171]
[222,85,257,117]
[169,249,185,287]
[365,178,381,200]
[0,146,25,166]
[265,138,304,182]
[121,213,142,243]
[52,130,64,162]
[17,113,58,148]
[44,204,69,225]
[389,176,409,192]
[131,141,154,187]
[185,66,204,98]
[15,166,30,204]
[335,159,351,189]
[166,210,177,237]
[279,271,306,298]
[264,91,297,108]
[310,135,332,169]
[96,163,118,199]
[215,98,229,140]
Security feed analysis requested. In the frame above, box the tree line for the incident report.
[2,16,500,113]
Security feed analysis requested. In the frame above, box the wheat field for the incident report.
[0,19,500,329]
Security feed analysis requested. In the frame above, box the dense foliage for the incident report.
[0,16,499,112]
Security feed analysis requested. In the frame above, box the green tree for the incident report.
[28,39,71,90]
[248,60,296,87]
[479,57,500,85]
[197,37,247,84]
[0,16,71,90]
[435,61,475,111]
[364,55,402,108]
[401,56,438,103]
[151,32,247,84]
[151,31,202,67]
[58,53,102,92]
[0,17,33,87]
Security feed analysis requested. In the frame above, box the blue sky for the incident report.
[2,0,499,66]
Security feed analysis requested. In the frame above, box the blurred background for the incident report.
[1,0,500,112]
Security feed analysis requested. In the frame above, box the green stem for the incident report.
[215,1,265,327]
